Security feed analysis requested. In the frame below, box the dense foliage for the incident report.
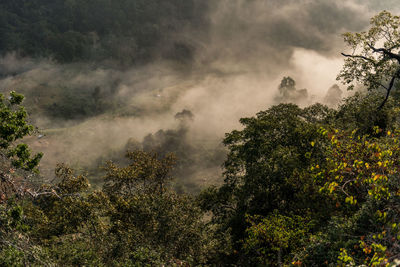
[0,0,208,64]
[3,8,400,267]
[0,152,213,265]
[339,11,400,108]
[5,89,400,266]
[0,91,42,172]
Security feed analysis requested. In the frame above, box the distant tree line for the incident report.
[0,0,209,64]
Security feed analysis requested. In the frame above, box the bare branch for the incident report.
[340,179,355,197]
[387,43,400,51]
[25,188,62,199]
[367,43,400,63]
[341,53,377,64]
[378,69,400,110]
[372,81,388,90]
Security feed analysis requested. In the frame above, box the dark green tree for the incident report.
[102,151,212,265]
[0,91,42,172]
[200,103,335,265]
[0,91,43,208]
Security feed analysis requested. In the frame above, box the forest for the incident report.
[0,0,208,64]
[2,1,400,266]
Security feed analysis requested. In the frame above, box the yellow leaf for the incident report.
[373,174,380,181]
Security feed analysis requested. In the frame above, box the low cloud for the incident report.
[0,0,392,189]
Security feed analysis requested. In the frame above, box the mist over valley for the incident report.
[1,0,393,191]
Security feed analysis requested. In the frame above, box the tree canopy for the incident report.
[339,10,400,109]
[3,9,400,266]
[0,91,42,173]
[0,0,208,63]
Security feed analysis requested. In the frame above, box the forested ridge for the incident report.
[0,0,208,64]
[2,4,400,267]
